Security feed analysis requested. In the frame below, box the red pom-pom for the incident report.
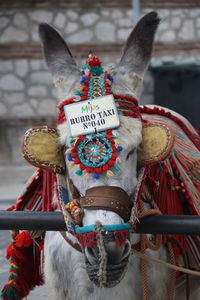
[6,244,14,259]
[80,163,86,170]
[108,160,115,167]
[74,158,80,164]
[87,54,102,67]
[86,167,93,173]
[111,153,117,160]
[15,232,33,248]
[102,164,109,171]
[94,167,102,174]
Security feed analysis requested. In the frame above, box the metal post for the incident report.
[132,0,141,24]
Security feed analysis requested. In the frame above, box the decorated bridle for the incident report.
[22,54,174,252]
[54,54,141,250]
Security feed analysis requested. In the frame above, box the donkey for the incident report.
[35,11,200,300]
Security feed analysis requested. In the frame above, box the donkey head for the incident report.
[38,12,159,287]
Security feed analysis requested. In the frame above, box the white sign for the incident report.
[64,95,120,137]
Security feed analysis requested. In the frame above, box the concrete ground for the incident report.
[0,165,48,299]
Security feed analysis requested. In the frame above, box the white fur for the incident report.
[112,69,143,99]
[45,230,200,300]
[54,73,80,102]
[44,231,171,300]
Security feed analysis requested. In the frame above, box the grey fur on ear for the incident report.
[113,12,160,98]
[38,23,80,78]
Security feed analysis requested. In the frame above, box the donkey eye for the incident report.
[126,148,135,160]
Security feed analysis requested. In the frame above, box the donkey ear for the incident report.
[38,23,80,78]
[113,12,160,98]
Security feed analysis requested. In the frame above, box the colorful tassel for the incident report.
[15,232,33,248]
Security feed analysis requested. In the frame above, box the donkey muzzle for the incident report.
[79,186,132,287]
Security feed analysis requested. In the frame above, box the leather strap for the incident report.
[80,186,132,221]
[60,231,82,253]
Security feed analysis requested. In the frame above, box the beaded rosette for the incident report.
[68,130,122,179]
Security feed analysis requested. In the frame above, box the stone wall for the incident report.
[0,0,200,165]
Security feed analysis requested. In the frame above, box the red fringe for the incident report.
[114,230,128,248]
[42,171,57,211]
[75,232,97,248]
[76,230,129,249]
[145,163,187,257]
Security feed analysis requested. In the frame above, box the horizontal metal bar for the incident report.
[0,211,200,235]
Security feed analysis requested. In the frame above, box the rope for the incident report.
[136,200,163,300]
[140,235,149,300]
[95,222,108,287]
[167,242,176,300]
[131,249,200,276]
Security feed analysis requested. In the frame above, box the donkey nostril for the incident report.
[106,240,131,264]
[121,240,131,261]
[85,240,131,265]
[85,247,99,265]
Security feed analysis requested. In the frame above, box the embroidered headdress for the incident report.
[57,53,141,179]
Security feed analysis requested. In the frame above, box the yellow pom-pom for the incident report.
[69,162,75,168]
[84,173,89,178]
[107,170,114,177]
[77,84,82,91]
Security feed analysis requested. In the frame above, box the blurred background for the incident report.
[0,1,200,298]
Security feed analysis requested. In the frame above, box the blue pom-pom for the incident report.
[80,76,88,84]
[67,153,73,162]
[114,164,121,172]
[93,173,100,180]
[117,146,123,152]
[106,73,113,81]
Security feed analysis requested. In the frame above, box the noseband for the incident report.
[80,186,132,222]
[61,179,133,251]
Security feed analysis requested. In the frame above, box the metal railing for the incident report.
[0,211,199,235]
